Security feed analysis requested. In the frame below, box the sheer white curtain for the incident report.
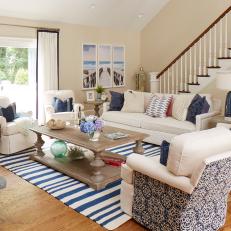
[37,31,58,124]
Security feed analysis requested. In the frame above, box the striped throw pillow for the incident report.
[146,95,172,118]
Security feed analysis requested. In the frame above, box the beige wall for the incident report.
[0,16,140,102]
[141,0,231,72]
[141,0,231,110]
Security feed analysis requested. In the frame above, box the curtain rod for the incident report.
[0,23,60,32]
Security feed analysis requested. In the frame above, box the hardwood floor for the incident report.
[0,166,230,231]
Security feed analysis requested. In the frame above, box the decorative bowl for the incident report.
[47,119,66,130]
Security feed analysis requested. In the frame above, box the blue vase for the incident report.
[50,140,67,158]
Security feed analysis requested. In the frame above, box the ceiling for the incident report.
[0,0,169,31]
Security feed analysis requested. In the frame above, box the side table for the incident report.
[84,100,105,117]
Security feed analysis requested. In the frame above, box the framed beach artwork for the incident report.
[98,44,112,88]
[82,44,97,89]
[112,46,125,87]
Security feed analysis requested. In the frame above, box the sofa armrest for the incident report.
[45,104,55,114]
[103,102,110,113]
[196,111,220,131]
[18,111,33,117]
[0,116,7,128]
[126,154,194,194]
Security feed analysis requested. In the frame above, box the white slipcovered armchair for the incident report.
[121,127,231,230]
[0,96,36,155]
[44,90,84,122]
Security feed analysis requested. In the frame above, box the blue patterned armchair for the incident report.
[120,127,231,231]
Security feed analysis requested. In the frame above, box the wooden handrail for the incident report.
[157,5,231,78]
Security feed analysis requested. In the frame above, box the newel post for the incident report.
[149,72,160,93]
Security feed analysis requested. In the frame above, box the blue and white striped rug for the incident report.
[0,142,160,230]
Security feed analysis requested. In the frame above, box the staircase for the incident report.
[157,6,231,94]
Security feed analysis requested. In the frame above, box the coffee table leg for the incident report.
[90,151,105,183]
[133,140,144,154]
[34,132,45,157]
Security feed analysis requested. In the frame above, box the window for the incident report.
[0,37,36,117]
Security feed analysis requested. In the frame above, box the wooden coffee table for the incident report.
[30,125,148,190]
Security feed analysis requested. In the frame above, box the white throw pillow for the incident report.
[167,127,231,177]
[146,95,172,118]
[172,94,195,121]
[122,90,144,113]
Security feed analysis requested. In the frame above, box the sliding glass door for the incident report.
[0,37,36,117]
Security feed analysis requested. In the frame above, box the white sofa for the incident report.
[102,92,221,145]
[44,90,84,123]
[0,96,36,155]
[120,127,231,230]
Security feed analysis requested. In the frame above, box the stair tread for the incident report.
[197,74,210,77]
[207,66,221,68]
[178,90,191,93]
[188,82,200,85]
[218,57,231,59]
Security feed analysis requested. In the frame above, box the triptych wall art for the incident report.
[82,44,125,89]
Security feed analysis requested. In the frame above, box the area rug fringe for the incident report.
[0,142,160,230]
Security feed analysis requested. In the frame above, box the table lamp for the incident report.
[216,71,231,121]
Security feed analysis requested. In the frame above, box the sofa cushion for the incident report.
[172,94,195,121]
[141,117,196,134]
[122,90,144,113]
[144,92,153,110]
[102,111,147,128]
[167,127,231,177]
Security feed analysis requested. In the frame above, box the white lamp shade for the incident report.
[216,71,231,90]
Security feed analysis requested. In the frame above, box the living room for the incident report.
[1,0,231,230]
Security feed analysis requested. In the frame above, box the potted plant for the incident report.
[67,146,85,160]
[95,85,104,100]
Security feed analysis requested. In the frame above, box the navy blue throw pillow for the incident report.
[109,91,124,111]
[52,97,73,113]
[160,140,170,166]
[186,94,210,124]
[0,102,17,122]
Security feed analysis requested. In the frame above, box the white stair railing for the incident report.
[156,6,231,94]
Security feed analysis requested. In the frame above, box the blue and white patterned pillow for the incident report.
[145,95,172,118]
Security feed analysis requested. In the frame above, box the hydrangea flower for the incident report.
[80,115,104,134]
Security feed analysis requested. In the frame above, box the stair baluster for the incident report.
[189,47,193,84]
[180,56,183,91]
[225,14,228,57]
[214,24,217,67]
[194,43,197,83]
[167,68,170,93]
[184,54,187,91]
[176,61,179,93]
[199,38,202,75]
[209,29,212,67]
[203,35,207,75]
[219,18,223,57]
